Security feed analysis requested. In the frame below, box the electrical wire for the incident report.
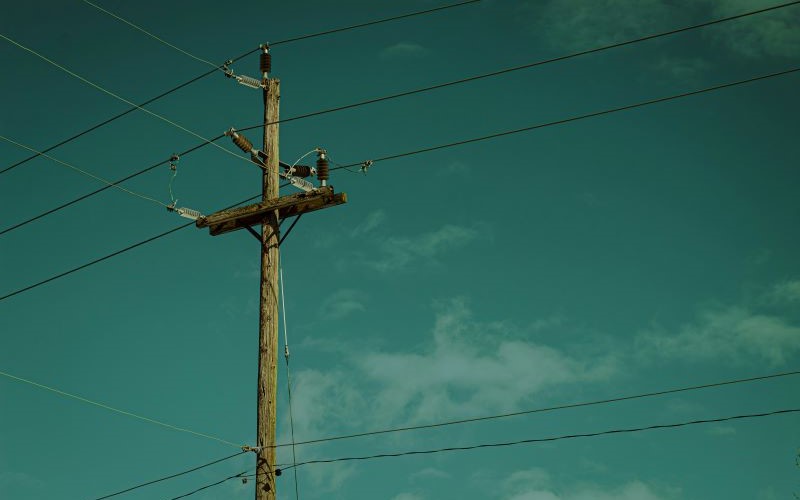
[233,0,800,133]
[279,408,800,471]
[0,0,482,176]
[1,66,797,302]
[168,470,250,500]
[91,451,247,500]
[331,67,800,172]
[0,134,168,209]
[0,135,225,237]
[278,265,301,500]
[0,369,241,448]
[271,369,800,448]
[5,2,797,235]
[0,33,250,165]
[81,0,222,71]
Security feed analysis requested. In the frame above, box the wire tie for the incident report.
[360,160,373,173]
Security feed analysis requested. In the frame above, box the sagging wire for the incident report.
[281,148,319,192]
[279,263,301,500]
[163,154,203,221]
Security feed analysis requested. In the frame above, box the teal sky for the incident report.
[1,1,799,499]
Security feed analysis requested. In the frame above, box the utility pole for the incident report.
[196,46,346,500]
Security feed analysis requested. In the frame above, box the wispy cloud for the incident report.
[768,279,800,304]
[504,467,670,500]
[320,288,367,320]
[637,282,800,366]
[381,42,429,59]
[367,224,479,272]
[350,209,387,238]
[704,0,800,59]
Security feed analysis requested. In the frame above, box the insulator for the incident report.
[235,75,264,89]
[230,132,254,154]
[288,165,314,178]
[176,207,202,220]
[316,157,329,183]
[288,175,314,192]
[260,52,271,74]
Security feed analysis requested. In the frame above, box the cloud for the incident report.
[367,224,479,272]
[707,425,737,436]
[504,468,670,500]
[522,0,674,51]
[381,42,428,59]
[649,56,711,83]
[283,299,615,440]
[350,210,387,237]
[637,305,800,366]
[320,288,367,319]
[392,494,425,500]
[411,467,451,481]
[704,0,800,59]
[768,279,800,304]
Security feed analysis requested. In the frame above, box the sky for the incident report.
[1,0,799,499]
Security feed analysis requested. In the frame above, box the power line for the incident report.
[168,470,250,500]
[0,135,168,209]
[0,0,481,176]
[273,369,800,448]
[91,451,246,500]
[0,134,226,237]
[1,66,796,302]
[0,369,241,448]
[331,67,800,171]
[278,408,800,471]
[5,0,795,236]
[0,33,250,165]
[235,0,800,134]
[81,0,222,71]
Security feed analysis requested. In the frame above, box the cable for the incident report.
[0,33,250,165]
[331,67,800,171]
[268,0,480,46]
[91,451,246,500]
[278,215,303,246]
[0,194,260,302]
[0,134,168,209]
[0,0,482,176]
[7,2,796,234]
[279,408,800,470]
[168,470,250,500]
[234,0,800,133]
[1,66,796,302]
[279,265,301,500]
[81,0,222,71]
[271,369,800,448]
[0,369,241,448]
[0,134,226,237]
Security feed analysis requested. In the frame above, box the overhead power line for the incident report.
[279,408,800,471]
[81,0,222,71]
[169,470,251,500]
[331,67,800,171]
[0,0,481,176]
[235,0,800,134]
[0,135,168,209]
[0,33,250,165]
[273,369,800,448]
[0,66,796,303]
[4,0,796,238]
[91,451,247,500]
[0,369,241,448]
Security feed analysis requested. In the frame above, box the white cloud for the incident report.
[350,210,387,237]
[283,299,615,441]
[411,467,451,481]
[368,224,479,272]
[638,305,800,366]
[704,0,800,59]
[320,288,366,320]
[503,468,670,500]
[392,493,425,500]
[769,279,800,304]
[381,42,428,59]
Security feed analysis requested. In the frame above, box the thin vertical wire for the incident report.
[280,265,301,500]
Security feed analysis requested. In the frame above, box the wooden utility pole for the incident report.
[196,46,346,500]
[256,61,280,499]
